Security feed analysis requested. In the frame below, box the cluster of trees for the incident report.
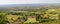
[0,13,7,24]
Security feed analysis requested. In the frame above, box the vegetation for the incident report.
[0,5,60,24]
[0,13,7,24]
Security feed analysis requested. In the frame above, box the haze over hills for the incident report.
[0,3,60,8]
[0,3,60,12]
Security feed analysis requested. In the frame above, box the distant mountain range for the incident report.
[0,3,60,8]
[0,3,60,12]
[0,3,60,9]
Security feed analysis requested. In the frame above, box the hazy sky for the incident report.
[0,0,60,4]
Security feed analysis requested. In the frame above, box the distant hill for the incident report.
[0,3,60,12]
[0,3,60,8]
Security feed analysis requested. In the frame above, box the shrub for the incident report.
[0,14,7,24]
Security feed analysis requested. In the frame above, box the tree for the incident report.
[0,13,7,24]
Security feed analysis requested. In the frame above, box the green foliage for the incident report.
[3,8,59,24]
[24,22,39,24]
[0,13,7,24]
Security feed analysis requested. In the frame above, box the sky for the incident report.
[0,0,60,4]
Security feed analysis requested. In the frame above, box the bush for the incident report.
[0,14,7,24]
